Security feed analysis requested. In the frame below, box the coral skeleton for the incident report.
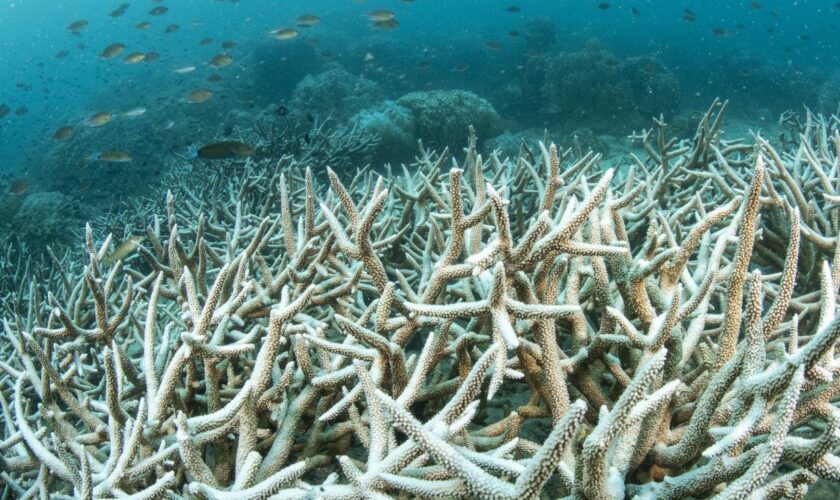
[2,101,840,499]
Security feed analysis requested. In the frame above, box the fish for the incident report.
[100,43,126,59]
[297,14,321,27]
[507,30,520,37]
[161,120,176,130]
[149,6,168,15]
[712,28,733,37]
[122,107,147,118]
[87,111,113,127]
[9,179,30,195]
[207,74,223,82]
[270,28,299,40]
[209,53,233,68]
[682,8,696,21]
[15,106,28,116]
[373,19,399,29]
[189,141,255,159]
[750,1,762,8]
[104,236,143,265]
[123,52,146,64]
[0,104,9,118]
[143,52,161,62]
[136,22,152,30]
[454,62,469,72]
[221,40,237,49]
[597,2,610,9]
[367,9,395,21]
[276,104,289,116]
[173,65,197,74]
[165,24,180,33]
[631,7,640,16]
[184,89,213,103]
[55,49,69,58]
[485,41,503,50]
[199,37,214,46]
[505,6,521,13]
[89,151,132,162]
[67,20,88,34]
[109,3,129,17]
[53,125,75,141]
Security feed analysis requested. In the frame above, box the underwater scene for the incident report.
[2,0,840,498]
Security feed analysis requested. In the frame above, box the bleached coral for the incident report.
[2,102,840,499]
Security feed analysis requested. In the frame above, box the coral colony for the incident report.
[5,100,840,499]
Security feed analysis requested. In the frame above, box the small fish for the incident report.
[367,9,395,21]
[184,89,213,103]
[109,3,129,17]
[104,236,143,265]
[136,22,152,30]
[682,8,696,21]
[160,120,176,130]
[173,65,197,74]
[199,37,214,46]
[15,106,28,116]
[484,40,503,50]
[270,28,299,40]
[297,14,321,27]
[53,125,75,141]
[631,7,640,16]
[143,52,160,62]
[123,52,146,64]
[507,30,520,37]
[454,62,469,72]
[100,43,126,59]
[0,104,9,118]
[597,2,610,10]
[9,179,30,195]
[67,20,89,34]
[122,107,147,118]
[373,19,399,29]
[55,49,69,58]
[221,40,237,49]
[276,104,289,116]
[209,53,233,68]
[712,28,733,37]
[207,74,223,82]
[165,24,180,33]
[800,34,810,41]
[505,6,521,13]
[188,141,255,159]
[750,1,762,9]
[89,151,132,162]
[149,6,168,15]
[87,111,113,127]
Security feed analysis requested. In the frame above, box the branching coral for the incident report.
[2,105,840,499]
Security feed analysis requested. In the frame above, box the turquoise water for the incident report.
[1,0,839,244]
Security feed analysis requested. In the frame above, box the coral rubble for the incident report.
[2,102,840,498]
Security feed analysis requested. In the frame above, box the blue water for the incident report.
[1,0,838,208]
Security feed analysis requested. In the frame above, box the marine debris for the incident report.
[2,101,840,498]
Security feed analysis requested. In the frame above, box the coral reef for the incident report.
[288,65,384,122]
[522,40,680,132]
[349,101,417,164]
[3,102,840,498]
[395,89,502,151]
[10,191,90,248]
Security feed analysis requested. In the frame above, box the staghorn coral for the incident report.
[2,103,840,499]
